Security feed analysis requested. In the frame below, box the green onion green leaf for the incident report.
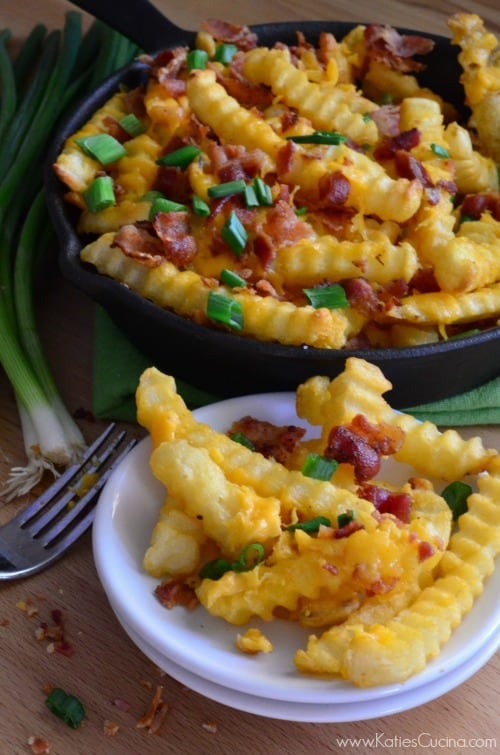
[301,452,338,481]
[441,480,472,520]
[243,184,259,208]
[82,175,116,212]
[287,130,347,145]
[208,179,247,198]
[286,516,331,534]
[221,210,248,256]
[157,144,201,169]
[221,269,247,288]
[229,430,254,448]
[119,113,146,137]
[214,43,238,64]
[187,49,208,70]
[149,196,187,219]
[199,543,265,580]
[192,195,211,216]
[75,132,126,164]
[253,177,273,205]
[304,283,349,309]
[337,510,355,528]
[431,143,450,158]
[207,291,244,330]
[45,687,86,729]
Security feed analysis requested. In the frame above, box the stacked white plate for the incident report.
[92,395,500,723]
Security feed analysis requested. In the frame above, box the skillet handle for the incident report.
[68,0,189,51]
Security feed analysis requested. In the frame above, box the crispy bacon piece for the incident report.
[461,192,500,222]
[371,105,401,137]
[153,164,192,203]
[325,414,405,482]
[113,223,165,266]
[342,277,381,316]
[364,24,434,73]
[395,149,433,186]
[358,482,412,524]
[374,127,421,161]
[318,170,351,207]
[102,116,130,143]
[200,18,258,50]
[418,540,435,561]
[217,70,274,109]
[333,520,364,539]
[124,85,147,119]
[159,78,187,97]
[228,415,305,465]
[253,198,315,267]
[152,46,188,81]
[152,211,197,266]
[154,578,198,610]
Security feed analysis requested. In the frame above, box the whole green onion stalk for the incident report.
[0,14,140,499]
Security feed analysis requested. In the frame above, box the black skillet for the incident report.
[45,0,500,406]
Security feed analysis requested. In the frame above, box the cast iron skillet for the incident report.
[45,0,500,406]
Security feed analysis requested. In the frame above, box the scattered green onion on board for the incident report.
[45,687,86,729]
[0,13,140,499]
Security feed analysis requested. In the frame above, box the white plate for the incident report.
[112,601,499,723]
[93,392,500,707]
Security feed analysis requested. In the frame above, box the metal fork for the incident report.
[0,423,137,580]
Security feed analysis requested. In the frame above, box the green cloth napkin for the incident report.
[92,306,500,426]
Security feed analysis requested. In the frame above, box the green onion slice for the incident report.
[253,177,273,206]
[221,211,248,256]
[157,144,201,169]
[199,543,265,580]
[207,291,244,330]
[304,284,349,309]
[441,480,472,520]
[198,558,232,580]
[119,113,146,137]
[286,516,331,533]
[243,184,259,208]
[287,130,347,145]
[75,133,127,165]
[82,176,116,213]
[301,452,338,481]
[214,43,238,64]
[187,48,208,70]
[431,143,450,158]
[337,510,355,528]
[45,687,86,729]
[149,197,187,219]
[221,269,247,288]
[208,179,247,198]
[192,195,211,216]
[229,430,254,448]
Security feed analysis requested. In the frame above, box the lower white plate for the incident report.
[93,392,500,709]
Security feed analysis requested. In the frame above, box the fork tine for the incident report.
[38,437,137,548]
[25,429,129,537]
[13,423,119,528]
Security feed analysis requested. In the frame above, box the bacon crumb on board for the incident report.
[103,720,120,736]
[136,684,170,735]
[201,720,218,734]
[27,736,51,754]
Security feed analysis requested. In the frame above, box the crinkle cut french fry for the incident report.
[242,47,378,144]
[294,470,500,686]
[275,236,419,286]
[387,282,500,326]
[445,122,499,194]
[81,233,364,349]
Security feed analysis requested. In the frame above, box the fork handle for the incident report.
[68,0,191,51]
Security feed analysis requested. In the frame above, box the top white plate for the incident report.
[92,392,499,706]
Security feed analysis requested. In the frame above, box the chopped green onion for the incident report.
[459,213,476,224]
[362,112,372,122]
[149,197,187,219]
[337,510,355,528]
[140,190,165,202]
[82,175,116,212]
[441,480,472,520]
[233,543,266,571]
[187,48,208,70]
[221,269,247,288]
[286,516,331,533]
[192,195,211,216]
[208,179,246,198]
[119,113,145,137]
[380,93,393,105]
[221,210,248,256]
[243,184,259,208]
[448,328,481,340]
[431,143,450,158]
[199,542,265,580]
[301,452,338,481]
[295,206,308,216]
[207,291,244,330]
[45,687,86,729]
[157,144,201,169]
[287,130,347,145]
[229,430,254,448]
[304,284,349,309]
[253,177,273,206]
[75,132,127,164]
[214,43,238,64]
